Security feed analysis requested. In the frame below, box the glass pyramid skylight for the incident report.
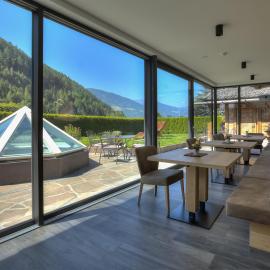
[0,106,86,159]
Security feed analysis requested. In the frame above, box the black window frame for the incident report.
[1,0,214,238]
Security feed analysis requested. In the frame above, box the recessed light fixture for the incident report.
[216,24,224,36]
[250,74,255,80]
[241,61,247,69]
[218,51,228,56]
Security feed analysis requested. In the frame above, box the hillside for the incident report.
[0,38,122,116]
[88,88,144,117]
[89,88,187,117]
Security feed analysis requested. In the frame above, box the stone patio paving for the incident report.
[0,153,140,229]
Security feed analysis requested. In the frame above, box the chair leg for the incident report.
[180,179,185,202]
[164,186,170,218]
[154,185,157,197]
[99,150,102,164]
[137,183,143,206]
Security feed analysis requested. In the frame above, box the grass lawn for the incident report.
[158,133,188,147]
[80,133,188,148]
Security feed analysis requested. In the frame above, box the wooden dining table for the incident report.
[148,148,242,228]
[202,140,256,165]
[231,134,265,143]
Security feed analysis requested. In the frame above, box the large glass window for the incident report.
[240,85,270,135]
[216,88,239,135]
[157,68,189,148]
[194,82,213,140]
[43,18,145,214]
[0,0,32,229]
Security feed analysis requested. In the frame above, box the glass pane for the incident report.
[0,115,15,137]
[194,82,212,140]
[43,18,144,214]
[44,121,83,153]
[157,68,189,148]
[0,1,32,229]
[217,87,238,135]
[241,85,270,136]
[1,116,31,157]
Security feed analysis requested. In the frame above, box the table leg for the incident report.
[185,166,199,222]
[169,166,224,229]
[243,148,250,165]
[199,168,208,212]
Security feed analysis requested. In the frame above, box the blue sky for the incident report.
[0,0,205,108]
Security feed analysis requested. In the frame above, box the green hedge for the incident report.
[44,114,144,136]
[0,111,224,136]
[0,103,21,112]
[158,117,189,134]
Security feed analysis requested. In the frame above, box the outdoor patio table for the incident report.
[105,135,136,161]
[202,140,256,165]
[148,148,241,228]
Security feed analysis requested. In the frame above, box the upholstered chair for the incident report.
[135,146,185,217]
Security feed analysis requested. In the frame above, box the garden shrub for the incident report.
[64,124,82,139]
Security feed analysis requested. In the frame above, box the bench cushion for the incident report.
[226,177,270,225]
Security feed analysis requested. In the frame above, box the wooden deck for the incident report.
[0,155,269,269]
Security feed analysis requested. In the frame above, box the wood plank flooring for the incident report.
[0,159,270,269]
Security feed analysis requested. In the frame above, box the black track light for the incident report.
[241,61,247,69]
[250,74,255,80]
[216,24,223,36]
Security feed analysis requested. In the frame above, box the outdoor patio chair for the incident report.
[135,146,185,218]
[86,130,103,154]
[98,136,120,163]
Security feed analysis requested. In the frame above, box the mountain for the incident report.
[136,99,187,117]
[158,103,187,117]
[88,89,187,117]
[88,88,144,117]
[0,38,122,116]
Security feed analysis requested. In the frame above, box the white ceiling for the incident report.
[35,0,270,86]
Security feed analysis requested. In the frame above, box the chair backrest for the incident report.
[213,133,225,141]
[135,146,158,176]
[111,130,122,136]
[86,130,94,145]
[186,138,196,149]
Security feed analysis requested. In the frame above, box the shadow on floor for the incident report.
[0,182,270,270]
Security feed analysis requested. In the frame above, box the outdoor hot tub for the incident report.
[0,106,89,185]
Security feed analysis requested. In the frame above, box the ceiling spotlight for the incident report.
[250,74,255,80]
[216,24,223,36]
[241,61,247,69]
[218,51,228,56]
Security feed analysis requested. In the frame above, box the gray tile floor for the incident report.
[0,156,269,270]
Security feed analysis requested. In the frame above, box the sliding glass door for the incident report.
[216,87,239,135]
[43,18,145,214]
[240,85,270,135]
[0,0,33,230]
[157,68,189,148]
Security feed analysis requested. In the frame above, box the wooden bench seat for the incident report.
[226,148,270,252]
[226,177,270,225]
